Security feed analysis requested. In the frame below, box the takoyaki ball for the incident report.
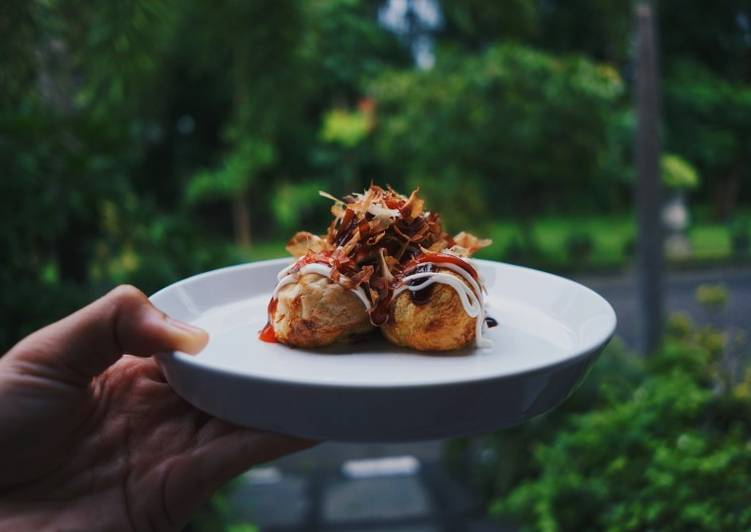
[272,273,374,347]
[381,270,476,351]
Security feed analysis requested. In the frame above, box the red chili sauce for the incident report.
[259,297,278,343]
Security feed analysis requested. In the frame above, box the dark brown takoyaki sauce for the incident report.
[370,305,390,325]
[259,298,278,343]
[404,252,479,280]
[407,263,435,305]
[485,316,498,328]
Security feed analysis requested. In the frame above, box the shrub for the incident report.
[661,153,700,190]
[502,235,543,265]
[565,233,595,263]
[731,225,750,257]
[465,315,751,531]
[695,284,729,314]
[187,479,258,532]
[444,338,643,504]
[621,236,636,259]
[503,237,528,264]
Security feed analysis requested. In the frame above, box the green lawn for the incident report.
[238,241,291,262]
[244,210,751,270]
[689,224,731,258]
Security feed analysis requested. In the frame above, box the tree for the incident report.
[659,1,751,217]
[438,0,539,49]
[371,43,628,230]
[437,0,632,67]
[663,61,751,219]
[536,0,633,66]
[0,0,177,347]
[178,0,304,247]
[179,0,409,245]
[659,0,751,83]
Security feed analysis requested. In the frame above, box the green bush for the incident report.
[502,236,542,265]
[621,237,636,259]
[695,284,729,314]
[482,316,751,531]
[444,338,643,504]
[661,153,700,190]
[731,225,750,257]
[564,232,595,263]
[187,478,258,532]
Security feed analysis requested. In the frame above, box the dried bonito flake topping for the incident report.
[287,185,491,325]
[286,232,332,257]
[451,231,493,257]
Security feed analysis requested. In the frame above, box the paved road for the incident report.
[220,266,751,532]
[580,266,751,346]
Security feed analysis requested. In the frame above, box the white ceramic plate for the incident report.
[152,258,616,442]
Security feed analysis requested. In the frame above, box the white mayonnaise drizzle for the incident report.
[393,262,491,348]
[274,263,372,311]
[274,258,491,347]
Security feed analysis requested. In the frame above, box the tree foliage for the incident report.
[661,153,700,190]
[439,0,632,65]
[372,43,628,227]
[1,0,749,351]
[663,60,751,215]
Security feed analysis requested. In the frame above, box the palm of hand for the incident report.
[1,357,298,532]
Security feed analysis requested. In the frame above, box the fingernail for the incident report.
[165,316,209,354]
[167,316,204,334]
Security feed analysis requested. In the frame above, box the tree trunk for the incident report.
[40,36,92,283]
[232,189,251,248]
[712,163,741,221]
[635,1,664,356]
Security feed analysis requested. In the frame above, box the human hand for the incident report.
[0,285,312,531]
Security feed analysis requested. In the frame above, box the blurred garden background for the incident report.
[2,0,751,530]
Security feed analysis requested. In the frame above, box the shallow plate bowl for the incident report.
[152,258,616,442]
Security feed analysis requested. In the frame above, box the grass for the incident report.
[238,241,291,262]
[244,209,751,271]
[689,224,731,258]
[484,216,635,264]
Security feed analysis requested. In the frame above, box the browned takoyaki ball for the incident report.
[381,270,476,351]
[272,273,373,348]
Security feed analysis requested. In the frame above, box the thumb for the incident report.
[4,285,208,386]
